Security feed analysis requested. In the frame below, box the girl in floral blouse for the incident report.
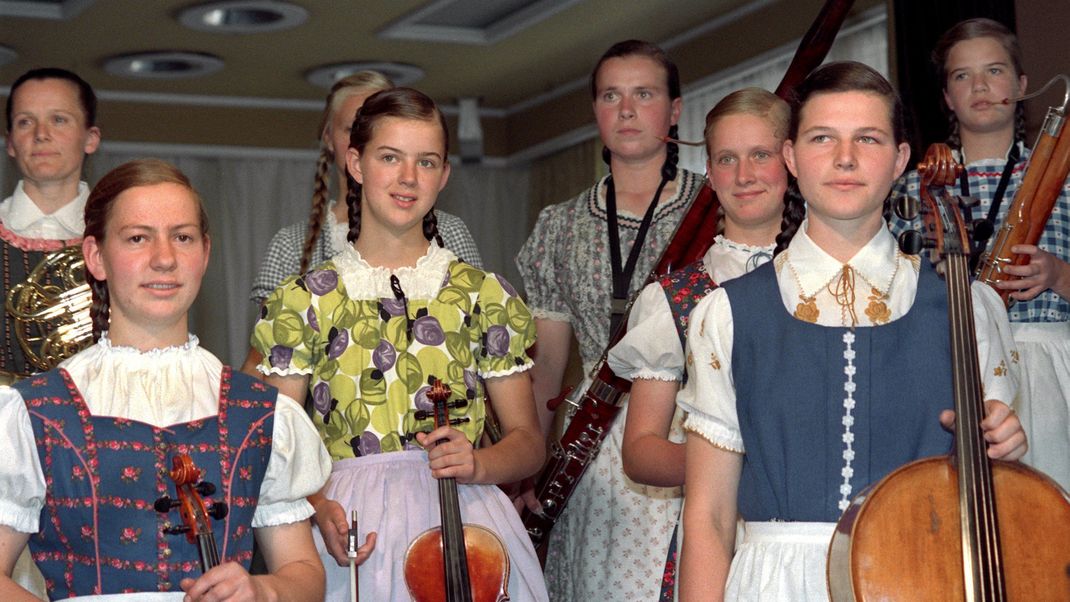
[251,88,548,601]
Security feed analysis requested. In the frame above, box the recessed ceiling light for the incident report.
[0,45,17,68]
[103,52,224,79]
[305,62,425,90]
[178,0,308,33]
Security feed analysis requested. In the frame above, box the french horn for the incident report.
[3,245,92,383]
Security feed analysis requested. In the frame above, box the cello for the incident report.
[404,378,511,602]
[827,144,1070,600]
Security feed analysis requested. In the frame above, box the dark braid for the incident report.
[662,124,679,181]
[345,170,362,244]
[422,210,444,247]
[773,180,806,256]
[88,274,110,342]
[300,147,332,273]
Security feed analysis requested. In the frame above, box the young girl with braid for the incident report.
[248,72,482,307]
[891,18,1070,492]
[678,62,1027,601]
[606,87,790,598]
[516,40,706,601]
[251,88,549,601]
[0,159,343,601]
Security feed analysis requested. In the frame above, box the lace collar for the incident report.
[332,241,456,301]
[94,333,202,357]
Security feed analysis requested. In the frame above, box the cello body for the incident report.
[828,457,1070,600]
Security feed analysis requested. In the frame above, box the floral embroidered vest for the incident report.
[18,367,275,597]
[659,260,718,349]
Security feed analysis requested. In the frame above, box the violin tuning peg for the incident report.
[894,194,920,221]
[164,525,190,535]
[414,410,431,420]
[448,400,468,410]
[209,502,229,520]
[898,230,926,255]
[448,417,470,426]
[153,496,178,513]
[195,481,216,497]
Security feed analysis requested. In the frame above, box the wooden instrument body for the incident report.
[828,457,1070,601]
[404,524,510,602]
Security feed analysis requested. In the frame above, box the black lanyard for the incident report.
[959,143,1020,249]
[605,174,669,334]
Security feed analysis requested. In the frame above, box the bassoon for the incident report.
[521,0,857,551]
[976,75,1070,306]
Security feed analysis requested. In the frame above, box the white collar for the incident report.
[332,241,456,300]
[0,180,88,239]
[786,220,900,296]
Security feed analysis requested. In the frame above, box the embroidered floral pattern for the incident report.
[119,466,141,483]
[838,331,859,512]
[119,527,141,544]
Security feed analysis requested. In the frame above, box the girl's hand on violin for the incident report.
[180,561,264,602]
[939,400,1028,461]
[311,497,349,566]
[416,426,482,483]
[997,245,1070,301]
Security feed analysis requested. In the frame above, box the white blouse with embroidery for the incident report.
[0,335,331,534]
[607,235,775,382]
[679,221,1020,460]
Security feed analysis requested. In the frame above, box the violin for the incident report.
[827,144,1070,600]
[155,454,229,573]
[403,378,510,602]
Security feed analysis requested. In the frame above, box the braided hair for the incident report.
[83,159,209,341]
[301,71,393,272]
[345,88,450,246]
[932,18,1027,148]
[776,62,909,254]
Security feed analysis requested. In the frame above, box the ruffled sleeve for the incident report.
[515,203,572,324]
[678,289,744,453]
[607,282,684,381]
[971,281,1020,407]
[251,268,330,378]
[0,386,45,533]
[251,393,331,528]
[476,271,536,378]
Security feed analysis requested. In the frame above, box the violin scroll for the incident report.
[154,454,224,571]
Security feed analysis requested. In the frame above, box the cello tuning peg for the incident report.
[894,194,920,221]
[970,218,994,243]
[195,481,216,497]
[208,502,229,520]
[153,495,178,513]
[897,230,932,255]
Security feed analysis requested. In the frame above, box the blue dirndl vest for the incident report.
[723,258,955,522]
[18,367,276,597]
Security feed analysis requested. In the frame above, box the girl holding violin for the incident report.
[892,17,1070,493]
[250,88,548,601]
[677,62,1027,601]
[0,159,345,601]
[605,87,789,596]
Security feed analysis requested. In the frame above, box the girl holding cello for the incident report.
[250,88,548,601]
[0,159,340,601]
[677,62,1027,601]
[893,17,1070,493]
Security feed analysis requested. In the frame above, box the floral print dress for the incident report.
[252,242,549,601]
